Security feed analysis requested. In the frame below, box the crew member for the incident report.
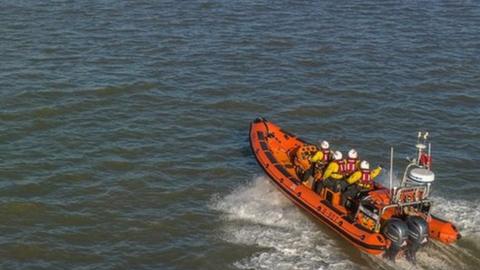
[345,149,359,176]
[305,140,330,191]
[294,143,318,186]
[310,140,331,164]
[318,151,346,192]
[341,160,382,206]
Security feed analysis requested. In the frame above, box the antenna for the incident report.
[390,147,394,202]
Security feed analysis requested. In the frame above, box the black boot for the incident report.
[315,181,324,193]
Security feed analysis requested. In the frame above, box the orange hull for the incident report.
[249,118,460,256]
[429,215,461,244]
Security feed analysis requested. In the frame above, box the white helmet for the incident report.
[320,140,330,149]
[360,160,370,170]
[348,149,358,159]
[333,151,343,160]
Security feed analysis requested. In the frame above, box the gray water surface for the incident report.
[1,1,479,269]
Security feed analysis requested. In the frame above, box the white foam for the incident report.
[376,169,402,188]
[211,176,359,270]
[430,195,480,256]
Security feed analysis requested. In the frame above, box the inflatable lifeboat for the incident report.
[249,117,461,262]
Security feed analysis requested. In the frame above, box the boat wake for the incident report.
[212,176,480,270]
[211,176,363,270]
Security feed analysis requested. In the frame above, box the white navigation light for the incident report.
[408,168,435,184]
[415,143,426,150]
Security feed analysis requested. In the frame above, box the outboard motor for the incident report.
[405,216,429,264]
[382,218,408,262]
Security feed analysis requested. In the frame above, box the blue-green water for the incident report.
[1,1,479,269]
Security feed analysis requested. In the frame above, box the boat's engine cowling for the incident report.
[406,168,435,186]
[405,216,429,264]
[382,218,408,262]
